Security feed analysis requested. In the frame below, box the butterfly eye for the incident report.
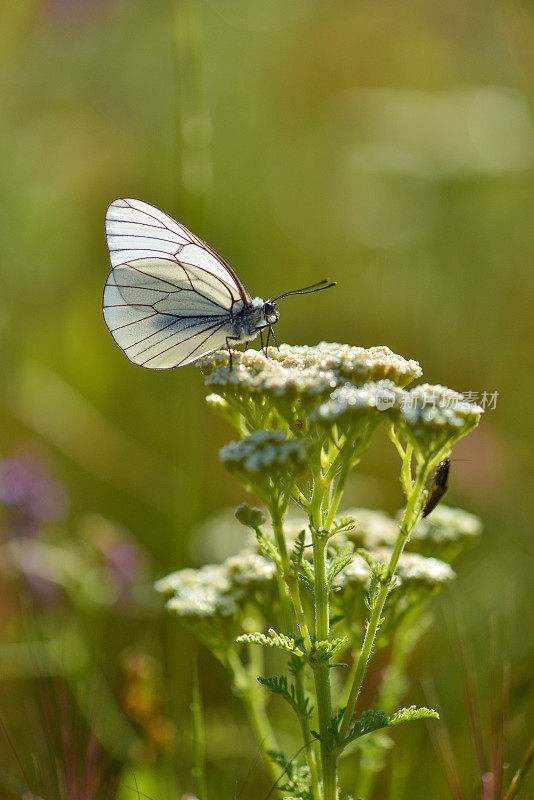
[263,301,279,325]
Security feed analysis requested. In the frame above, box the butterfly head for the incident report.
[263,300,279,325]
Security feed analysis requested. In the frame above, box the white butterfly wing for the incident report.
[106,198,250,304]
[103,199,251,369]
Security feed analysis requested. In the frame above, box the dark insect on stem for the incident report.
[422,457,451,518]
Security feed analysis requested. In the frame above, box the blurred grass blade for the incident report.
[10,361,183,515]
[171,0,212,227]
[421,677,465,800]
[503,736,534,800]
[191,659,208,800]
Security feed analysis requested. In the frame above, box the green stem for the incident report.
[338,465,430,745]
[312,535,338,800]
[341,644,360,710]
[292,485,310,510]
[271,512,319,799]
[324,466,350,530]
[272,512,312,651]
[290,583,313,654]
[388,427,413,495]
[295,677,322,800]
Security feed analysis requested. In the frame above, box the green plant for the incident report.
[157,343,484,799]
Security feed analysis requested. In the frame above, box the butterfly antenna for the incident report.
[272,278,336,302]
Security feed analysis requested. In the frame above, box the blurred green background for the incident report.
[0,1,533,798]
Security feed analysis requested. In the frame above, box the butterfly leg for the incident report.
[269,325,279,351]
[259,328,266,356]
[225,337,234,370]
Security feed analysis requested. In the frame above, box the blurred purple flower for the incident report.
[79,514,149,604]
[103,538,145,595]
[0,448,69,539]
[44,0,112,22]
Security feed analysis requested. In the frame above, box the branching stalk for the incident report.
[338,463,430,745]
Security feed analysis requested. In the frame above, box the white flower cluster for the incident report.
[332,549,454,591]
[219,430,312,475]
[401,504,483,562]
[274,343,422,387]
[340,505,481,564]
[226,549,277,586]
[391,384,484,458]
[399,384,484,430]
[155,565,238,619]
[376,549,455,588]
[309,380,404,425]
[203,354,338,403]
[155,550,277,622]
[199,343,422,400]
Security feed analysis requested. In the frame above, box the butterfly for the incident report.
[103,199,335,369]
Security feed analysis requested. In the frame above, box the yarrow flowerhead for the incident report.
[199,343,421,388]
[154,550,279,648]
[225,549,277,589]
[400,504,482,563]
[199,343,422,435]
[155,565,237,620]
[332,549,454,593]
[392,384,483,461]
[343,505,482,564]
[309,380,406,465]
[271,343,422,387]
[220,430,312,505]
[310,380,404,427]
[331,546,455,644]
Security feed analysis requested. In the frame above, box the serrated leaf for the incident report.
[344,710,389,745]
[387,705,439,726]
[341,705,439,748]
[331,516,356,535]
[310,636,349,664]
[254,530,281,564]
[298,560,315,590]
[236,629,305,657]
[258,674,313,720]
[327,554,354,587]
[289,529,306,579]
